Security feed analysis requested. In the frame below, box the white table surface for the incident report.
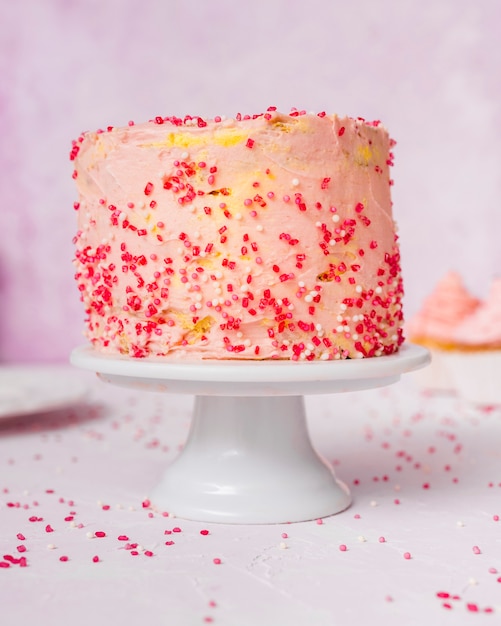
[1,364,500,625]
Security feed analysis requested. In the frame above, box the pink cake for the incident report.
[71,108,404,360]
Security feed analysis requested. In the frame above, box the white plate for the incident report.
[0,366,88,420]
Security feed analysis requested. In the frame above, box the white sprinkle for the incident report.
[457,520,464,527]
[332,214,340,223]
[375,286,382,294]
[256,224,264,232]
[370,500,378,507]
[298,281,305,288]
[235,213,242,220]
[358,536,367,542]
[86,532,95,539]
[292,178,299,186]
[279,542,288,549]
[181,151,189,159]
[355,285,363,293]
[47,544,56,550]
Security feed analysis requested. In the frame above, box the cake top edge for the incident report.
[70,107,391,146]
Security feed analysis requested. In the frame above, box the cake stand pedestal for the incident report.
[71,344,429,524]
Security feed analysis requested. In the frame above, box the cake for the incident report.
[71,108,404,360]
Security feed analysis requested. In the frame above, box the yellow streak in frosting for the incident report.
[355,145,374,166]
[142,128,248,149]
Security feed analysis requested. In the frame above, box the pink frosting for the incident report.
[72,110,404,360]
[407,271,480,344]
[452,278,501,347]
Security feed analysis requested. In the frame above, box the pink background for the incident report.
[1,0,499,363]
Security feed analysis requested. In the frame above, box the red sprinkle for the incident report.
[339,544,347,552]
[59,556,69,562]
[200,530,210,536]
[213,558,222,565]
[95,531,106,538]
[403,552,412,560]
[92,555,100,563]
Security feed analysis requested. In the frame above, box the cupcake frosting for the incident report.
[407,271,480,346]
[452,278,501,348]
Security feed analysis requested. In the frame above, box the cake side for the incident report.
[72,109,404,360]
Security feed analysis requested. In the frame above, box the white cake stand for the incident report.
[71,344,429,524]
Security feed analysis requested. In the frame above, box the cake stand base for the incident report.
[71,344,430,524]
[151,395,349,523]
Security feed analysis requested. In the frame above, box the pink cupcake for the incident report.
[446,278,501,405]
[406,272,481,392]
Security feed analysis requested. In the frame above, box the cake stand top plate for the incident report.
[71,343,430,397]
